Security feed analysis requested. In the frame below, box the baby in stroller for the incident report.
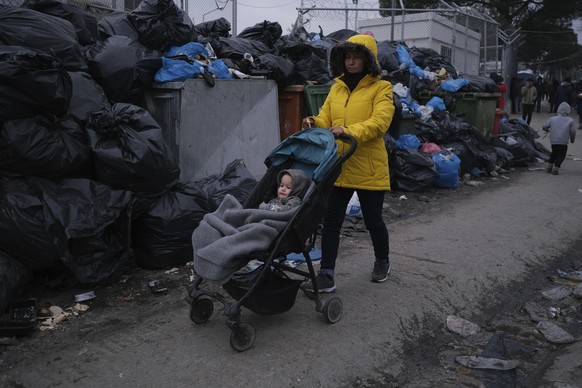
[191,168,311,285]
[258,169,310,212]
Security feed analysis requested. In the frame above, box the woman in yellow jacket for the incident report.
[302,34,395,292]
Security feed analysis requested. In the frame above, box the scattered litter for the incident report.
[573,283,582,299]
[0,337,18,346]
[547,307,560,319]
[527,167,544,171]
[489,170,499,176]
[117,274,132,284]
[500,175,510,180]
[38,304,89,331]
[465,180,483,186]
[523,301,547,322]
[556,269,582,282]
[117,295,135,302]
[578,189,582,193]
[148,280,168,294]
[541,286,573,301]
[446,315,480,337]
[165,267,180,274]
[536,320,575,344]
[455,355,520,370]
[74,291,96,303]
[572,157,582,161]
[399,195,407,201]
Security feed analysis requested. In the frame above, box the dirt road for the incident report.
[1,109,581,387]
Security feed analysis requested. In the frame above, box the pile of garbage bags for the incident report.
[385,112,550,192]
[0,1,261,311]
[0,0,551,310]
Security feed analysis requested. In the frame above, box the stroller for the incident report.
[187,127,356,352]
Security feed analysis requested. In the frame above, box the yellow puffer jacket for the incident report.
[312,35,395,190]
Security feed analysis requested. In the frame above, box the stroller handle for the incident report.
[337,133,357,163]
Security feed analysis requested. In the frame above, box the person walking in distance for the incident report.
[301,34,395,292]
[543,102,576,175]
[521,78,537,125]
[534,77,545,113]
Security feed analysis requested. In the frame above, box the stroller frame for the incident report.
[187,129,357,352]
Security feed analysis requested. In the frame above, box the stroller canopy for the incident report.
[265,128,338,183]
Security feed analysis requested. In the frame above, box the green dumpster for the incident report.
[419,92,500,136]
[304,84,332,115]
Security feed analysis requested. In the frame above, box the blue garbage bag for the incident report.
[395,134,421,150]
[208,59,232,79]
[440,78,470,92]
[154,57,202,82]
[426,96,446,111]
[432,151,461,189]
[165,42,207,59]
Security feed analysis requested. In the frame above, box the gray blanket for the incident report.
[192,194,297,284]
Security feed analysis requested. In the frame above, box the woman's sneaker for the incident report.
[304,272,336,293]
[371,260,391,283]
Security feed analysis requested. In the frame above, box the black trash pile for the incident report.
[0,1,259,310]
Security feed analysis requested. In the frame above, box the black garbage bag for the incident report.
[393,148,438,192]
[0,115,92,179]
[132,181,211,269]
[21,0,98,46]
[193,159,258,211]
[410,46,457,78]
[438,113,498,172]
[237,20,282,48]
[280,42,330,85]
[492,146,514,169]
[66,71,110,124]
[0,177,60,270]
[0,45,72,121]
[216,36,272,60]
[377,40,401,72]
[0,250,32,315]
[324,29,358,43]
[84,35,162,103]
[0,7,87,71]
[493,119,546,165]
[256,53,295,89]
[128,0,196,52]
[97,11,140,41]
[86,103,180,194]
[194,17,231,38]
[27,177,133,284]
[384,134,398,189]
[439,140,477,174]
[458,74,499,93]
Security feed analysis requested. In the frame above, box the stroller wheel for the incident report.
[190,298,214,324]
[323,297,343,324]
[230,322,256,352]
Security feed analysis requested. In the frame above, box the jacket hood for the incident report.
[277,169,310,198]
[557,102,571,116]
[329,34,381,78]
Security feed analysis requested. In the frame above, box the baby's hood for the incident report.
[277,169,310,198]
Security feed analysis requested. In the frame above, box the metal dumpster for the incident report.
[145,79,281,180]
[419,91,500,136]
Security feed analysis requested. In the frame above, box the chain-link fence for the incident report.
[188,1,500,77]
[298,5,500,77]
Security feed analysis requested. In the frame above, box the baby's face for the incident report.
[277,174,293,199]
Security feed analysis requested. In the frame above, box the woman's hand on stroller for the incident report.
[302,117,315,129]
[329,126,345,138]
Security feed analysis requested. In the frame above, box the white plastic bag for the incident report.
[345,192,362,217]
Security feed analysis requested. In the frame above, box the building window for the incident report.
[441,46,452,61]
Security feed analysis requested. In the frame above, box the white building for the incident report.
[357,12,481,75]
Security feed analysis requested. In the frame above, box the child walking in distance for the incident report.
[258,169,310,212]
[543,102,576,175]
